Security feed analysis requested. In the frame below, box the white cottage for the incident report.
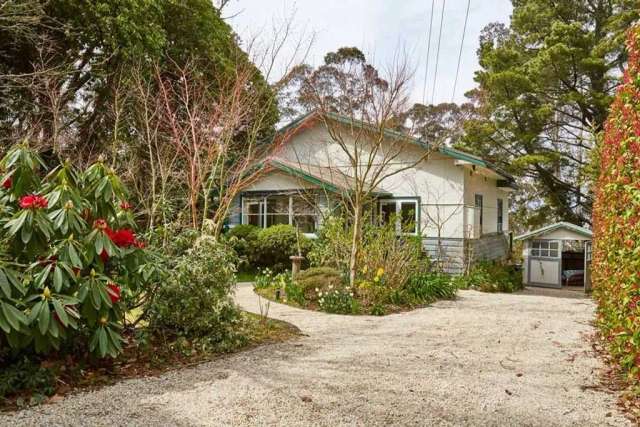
[228,112,517,273]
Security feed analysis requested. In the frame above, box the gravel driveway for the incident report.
[2,285,627,426]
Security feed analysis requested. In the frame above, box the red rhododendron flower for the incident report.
[2,176,11,189]
[107,283,121,304]
[19,194,48,209]
[134,240,145,249]
[93,218,110,231]
[99,249,109,263]
[119,201,132,210]
[108,228,136,248]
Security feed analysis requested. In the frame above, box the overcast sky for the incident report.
[226,0,513,106]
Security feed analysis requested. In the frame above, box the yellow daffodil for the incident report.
[376,267,384,277]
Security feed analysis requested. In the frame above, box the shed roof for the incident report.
[514,222,592,241]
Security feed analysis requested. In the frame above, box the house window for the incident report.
[243,194,317,233]
[475,194,483,234]
[378,199,419,235]
[266,195,289,227]
[292,196,317,233]
[531,240,559,258]
[245,200,263,227]
[497,198,504,233]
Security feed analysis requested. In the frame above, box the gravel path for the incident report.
[1,285,627,426]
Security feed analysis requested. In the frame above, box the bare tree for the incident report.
[122,15,314,236]
[290,51,441,287]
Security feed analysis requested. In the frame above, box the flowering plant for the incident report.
[0,146,152,358]
[316,286,358,314]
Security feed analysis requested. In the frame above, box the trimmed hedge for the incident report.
[593,27,640,385]
[253,224,311,271]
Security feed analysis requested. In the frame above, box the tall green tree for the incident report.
[398,102,477,146]
[0,0,277,160]
[277,47,389,121]
[463,0,638,227]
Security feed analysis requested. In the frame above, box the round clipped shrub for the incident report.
[295,267,344,300]
[593,27,640,385]
[253,224,311,271]
[227,224,260,240]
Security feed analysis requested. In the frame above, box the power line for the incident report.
[452,0,471,103]
[421,0,436,105]
[430,0,446,105]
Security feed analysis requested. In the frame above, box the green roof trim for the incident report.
[514,222,593,241]
[276,111,516,183]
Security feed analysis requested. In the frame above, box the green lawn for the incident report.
[236,270,257,283]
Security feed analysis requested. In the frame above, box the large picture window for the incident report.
[378,199,419,235]
[242,194,318,234]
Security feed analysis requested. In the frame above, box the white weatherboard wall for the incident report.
[243,170,317,192]
[464,170,510,236]
[278,124,467,239]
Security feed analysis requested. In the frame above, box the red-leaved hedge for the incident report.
[593,26,640,385]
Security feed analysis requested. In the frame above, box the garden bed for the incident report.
[0,311,299,411]
[253,267,458,316]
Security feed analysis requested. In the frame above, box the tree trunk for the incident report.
[349,203,362,288]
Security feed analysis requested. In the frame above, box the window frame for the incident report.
[497,198,504,233]
[378,198,420,236]
[530,239,560,259]
[241,193,319,235]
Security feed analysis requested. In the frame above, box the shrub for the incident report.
[225,224,259,268]
[0,357,56,405]
[317,287,360,314]
[295,267,344,300]
[282,275,306,306]
[308,215,425,290]
[307,217,351,272]
[394,272,457,306]
[253,267,275,290]
[252,224,311,271]
[592,27,640,385]
[227,224,260,241]
[454,262,522,293]
[147,235,244,351]
[148,223,200,260]
[357,221,424,291]
[0,146,153,358]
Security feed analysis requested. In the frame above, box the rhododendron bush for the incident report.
[0,146,153,358]
[593,26,640,385]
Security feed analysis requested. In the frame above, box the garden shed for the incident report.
[515,222,592,291]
